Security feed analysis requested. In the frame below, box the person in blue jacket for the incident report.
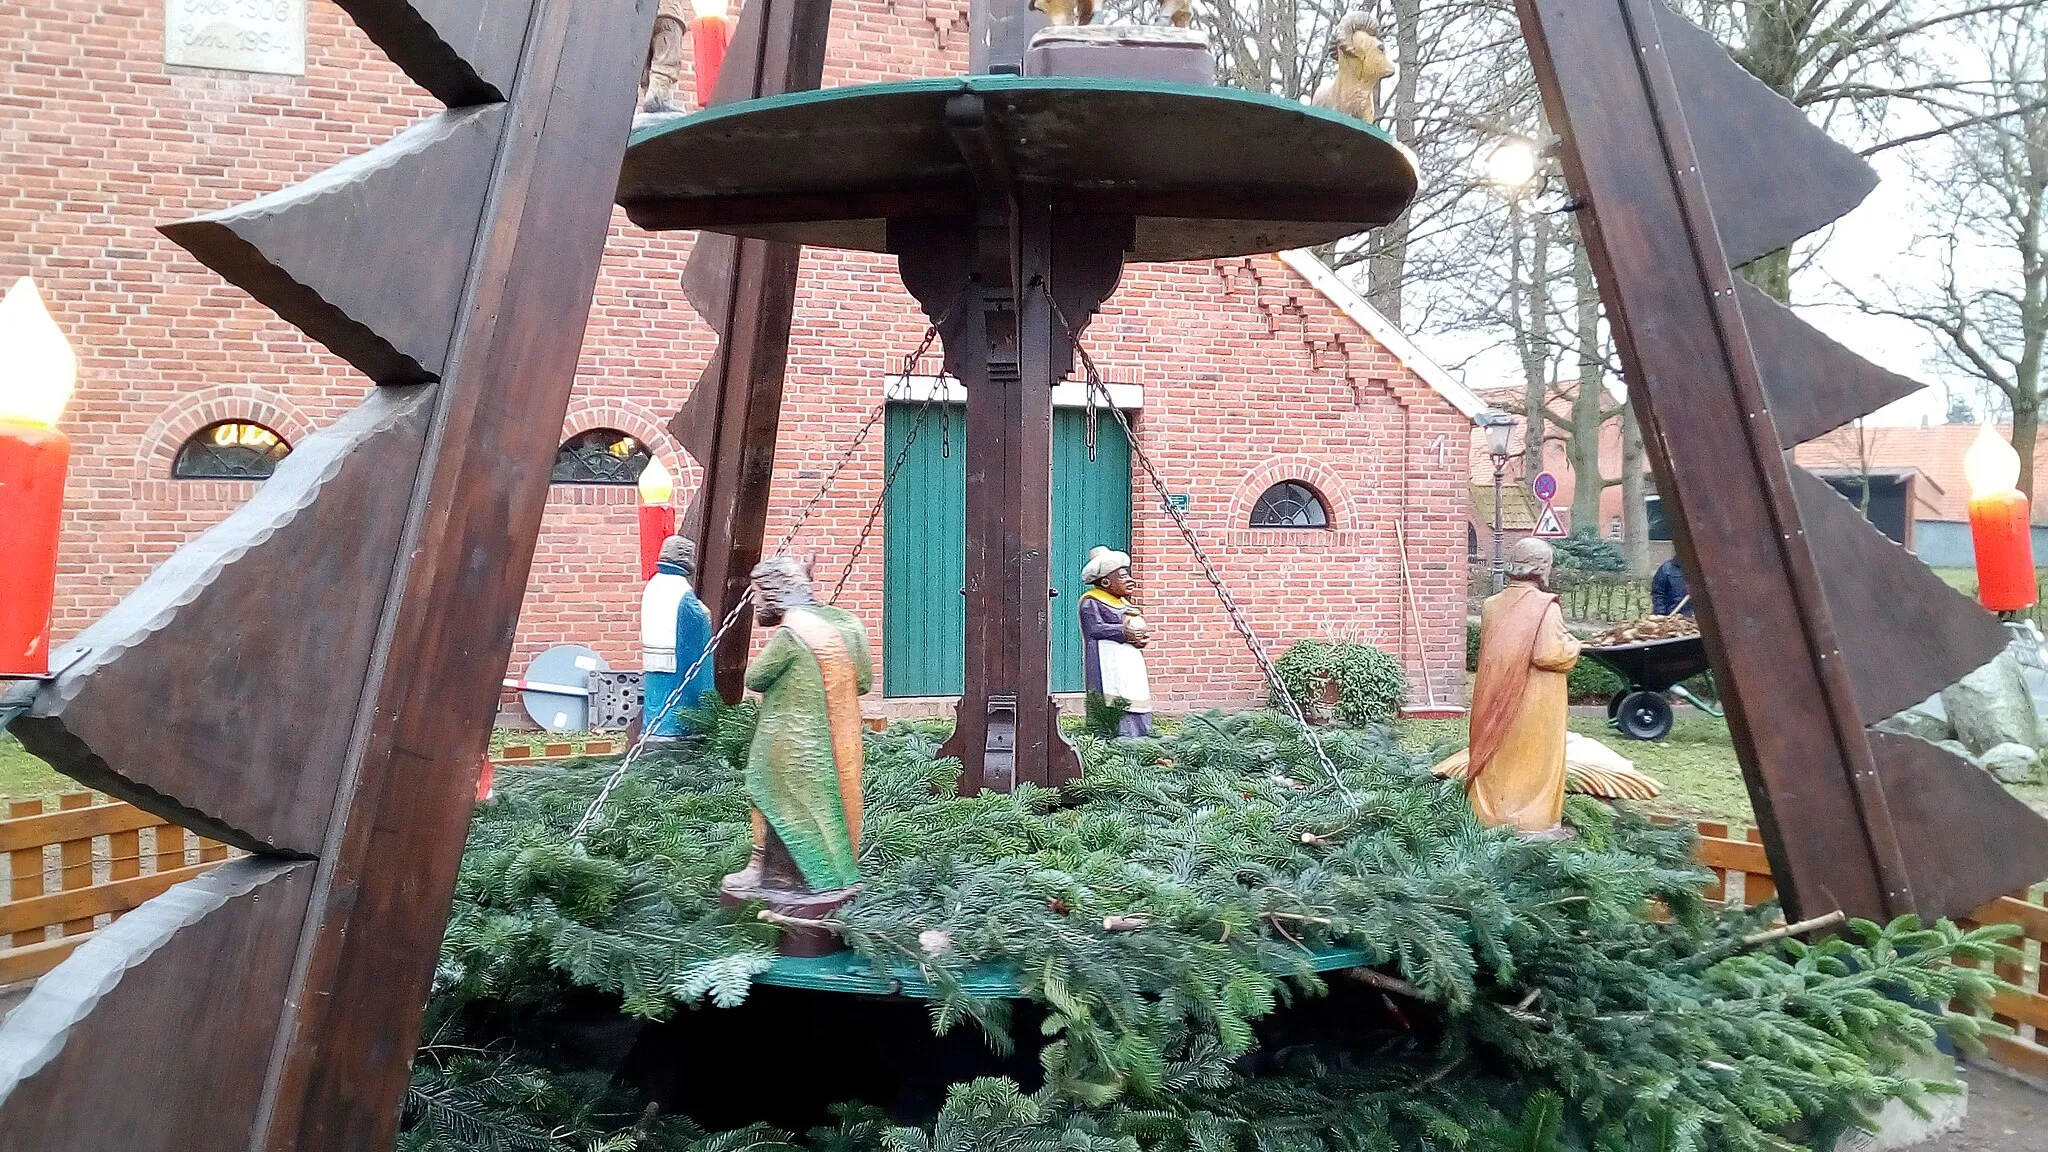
[641,536,718,739]
[1651,555,1693,617]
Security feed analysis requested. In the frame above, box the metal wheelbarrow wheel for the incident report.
[1614,690,1674,741]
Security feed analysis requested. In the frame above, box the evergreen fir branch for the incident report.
[405,702,2019,1152]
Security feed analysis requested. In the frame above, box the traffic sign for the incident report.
[1533,503,1567,538]
[1532,470,1558,503]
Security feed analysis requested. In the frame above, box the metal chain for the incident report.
[573,316,960,842]
[830,394,938,603]
[570,594,751,840]
[1042,285,1357,807]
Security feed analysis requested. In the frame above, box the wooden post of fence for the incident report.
[8,799,43,947]
[155,821,186,874]
[58,793,93,936]
[1699,822,1728,903]
[1743,828,1777,907]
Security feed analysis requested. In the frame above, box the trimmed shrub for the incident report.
[1272,639,1407,727]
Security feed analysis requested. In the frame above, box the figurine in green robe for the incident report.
[720,556,872,939]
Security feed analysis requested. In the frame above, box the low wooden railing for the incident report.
[3,794,2043,1080]
[0,741,613,984]
[1691,820,2048,1081]
[1,795,232,985]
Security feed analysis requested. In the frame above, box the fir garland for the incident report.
[414,703,2019,1152]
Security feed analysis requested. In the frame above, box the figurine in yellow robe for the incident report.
[1464,538,1580,836]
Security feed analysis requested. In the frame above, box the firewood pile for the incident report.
[1585,614,1700,647]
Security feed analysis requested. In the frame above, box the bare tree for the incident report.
[1671,0,2048,301]
[1850,9,2046,496]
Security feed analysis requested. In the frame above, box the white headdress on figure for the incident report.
[1082,546,1132,587]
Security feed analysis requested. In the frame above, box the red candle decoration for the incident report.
[637,456,677,582]
[1965,423,2037,613]
[690,0,731,108]
[0,277,78,679]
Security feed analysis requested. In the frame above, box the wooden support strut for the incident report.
[669,0,834,702]
[1512,0,1915,919]
[892,92,1128,793]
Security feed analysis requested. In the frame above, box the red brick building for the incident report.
[4,0,1479,718]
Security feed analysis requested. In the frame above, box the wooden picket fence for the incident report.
[0,794,233,985]
[0,738,617,987]
[2,794,2044,1081]
[1689,820,2048,1082]
[494,737,615,763]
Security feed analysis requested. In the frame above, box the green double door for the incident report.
[882,402,1133,697]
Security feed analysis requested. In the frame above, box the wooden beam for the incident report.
[665,0,835,701]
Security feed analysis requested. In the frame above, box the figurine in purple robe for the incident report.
[1079,546,1153,737]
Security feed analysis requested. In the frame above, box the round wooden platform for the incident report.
[618,75,1417,263]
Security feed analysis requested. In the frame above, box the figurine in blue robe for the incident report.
[641,536,717,738]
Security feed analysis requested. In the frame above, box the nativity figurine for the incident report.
[640,535,717,740]
[1030,0,1095,28]
[1460,537,1580,837]
[720,556,873,954]
[1312,13,1393,125]
[1079,546,1154,737]
[639,0,689,112]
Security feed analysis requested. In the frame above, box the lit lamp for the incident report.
[1965,423,2036,614]
[637,456,676,582]
[0,278,77,679]
[690,0,731,108]
[1478,137,1542,195]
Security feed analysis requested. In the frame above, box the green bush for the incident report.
[1466,621,1481,673]
[1271,639,1407,727]
[409,704,2020,1152]
[1568,656,1626,703]
[1551,528,1626,576]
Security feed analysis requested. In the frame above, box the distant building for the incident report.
[1469,387,1980,571]
[1794,424,2048,568]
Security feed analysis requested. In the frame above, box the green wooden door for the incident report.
[1050,408,1132,692]
[882,403,1131,697]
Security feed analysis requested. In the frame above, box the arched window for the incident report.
[1249,481,1330,528]
[553,429,650,484]
[172,421,292,480]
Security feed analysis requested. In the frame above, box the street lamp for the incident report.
[0,277,79,678]
[1477,137,1542,195]
[1478,410,1518,594]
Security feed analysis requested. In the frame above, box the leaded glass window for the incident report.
[1249,481,1330,528]
[553,429,650,484]
[172,421,291,480]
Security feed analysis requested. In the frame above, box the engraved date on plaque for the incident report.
[165,0,307,76]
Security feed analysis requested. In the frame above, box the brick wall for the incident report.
[3,0,1471,716]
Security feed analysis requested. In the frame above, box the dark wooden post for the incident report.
[1511,0,2048,921]
[670,0,834,701]
[892,88,1126,793]
[0,2,662,1148]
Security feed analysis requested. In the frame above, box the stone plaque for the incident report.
[164,0,307,76]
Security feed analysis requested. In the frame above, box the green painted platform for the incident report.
[756,944,1373,999]
[617,74,1417,262]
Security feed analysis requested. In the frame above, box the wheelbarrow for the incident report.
[1583,633,1724,740]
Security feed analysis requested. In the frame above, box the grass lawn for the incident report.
[0,733,69,806]
[1402,708,2048,826]
[1398,710,1756,825]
